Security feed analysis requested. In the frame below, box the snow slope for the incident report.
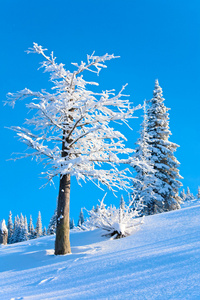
[0,205,200,300]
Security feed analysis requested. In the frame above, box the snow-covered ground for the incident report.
[0,205,200,300]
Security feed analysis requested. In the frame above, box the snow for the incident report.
[0,205,200,299]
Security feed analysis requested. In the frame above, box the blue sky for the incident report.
[0,0,200,226]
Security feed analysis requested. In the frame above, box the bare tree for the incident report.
[6,43,142,255]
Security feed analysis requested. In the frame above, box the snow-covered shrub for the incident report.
[82,195,144,239]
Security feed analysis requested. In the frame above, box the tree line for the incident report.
[4,209,85,244]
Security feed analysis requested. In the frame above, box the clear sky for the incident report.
[0,0,200,227]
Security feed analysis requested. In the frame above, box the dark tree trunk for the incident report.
[55,173,71,255]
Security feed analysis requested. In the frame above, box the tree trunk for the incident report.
[0,231,8,245]
[55,173,71,255]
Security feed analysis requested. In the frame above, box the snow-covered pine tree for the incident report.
[70,219,75,229]
[77,209,84,227]
[120,195,125,210]
[6,43,143,255]
[43,227,47,236]
[28,215,35,239]
[132,100,156,214]
[35,212,43,238]
[11,215,20,243]
[22,216,29,241]
[145,80,182,213]
[47,209,57,235]
[7,211,14,244]
[197,187,200,199]
[185,187,195,202]
[180,189,186,201]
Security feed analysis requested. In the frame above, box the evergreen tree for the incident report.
[77,209,84,227]
[120,195,125,210]
[47,209,57,235]
[197,187,200,199]
[35,211,43,237]
[7,211,14,244]
[43,227,47,236]
[70,219,75,229]
[132,100,156,214]
[28,215,35,239]
[145,80,182,213]
[22,215,29,241]
[11,215,20,243]
[185,187,195,201]
[180,189,186,201]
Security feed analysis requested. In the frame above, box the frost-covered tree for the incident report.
[11,216,20,243]
[35,212,43,237]
[22,216,29,241]
[28,215,35,239]
[70,219,75,229]
[6,43,142,255]
[145,80,182,213]
[180,189,186,201]
[43,227,47,236]
[132,100,156,214]
[47,209,57,235]
[0,220,8,245]
[185,187,195,202]
[120,195,125,210]
[197,187,200,199]
[7,211,14,244]
[77,208,84,227]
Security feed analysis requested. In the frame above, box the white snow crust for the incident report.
[0,205,200,299]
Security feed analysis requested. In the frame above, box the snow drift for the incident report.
[0,205,200,299]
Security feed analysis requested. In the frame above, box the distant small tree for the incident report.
[70,219,75,229]
[180,189,186,201]
[11,216,20,243]
[197,187,200,199]
[120,195,125,210]
[43,227,47,236]
[35,211,43,238]
[7,211,14,244]
[77,209,84,227]
[28,215,35,239]
[48,209,57,235]
[6,43,143,255]
[185,187,195,202]
[0,220,8,245]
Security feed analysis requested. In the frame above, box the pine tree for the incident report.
[7,211,14,244]
[35,212,43,238]
[11,215,20,243]
[47,209,57,235]
[180,189,186,201]
[70,219,75,229]
[132,100,156,214]
[43,227,47,236]
[120,195,125,210]
[145,80,182,213]
[77,209,84,227]
[22,216,29,241]
[197,187,200,199]
[28,215,35,239]
[185,187,195,201]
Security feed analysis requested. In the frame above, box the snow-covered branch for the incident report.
[6,43,144,192]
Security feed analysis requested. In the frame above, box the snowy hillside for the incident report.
[0,205,200,300]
